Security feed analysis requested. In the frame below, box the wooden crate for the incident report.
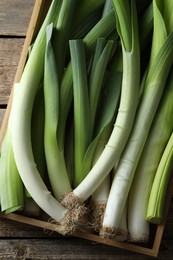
[0,0,173,256]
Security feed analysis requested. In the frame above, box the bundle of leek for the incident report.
[0,0,173,242]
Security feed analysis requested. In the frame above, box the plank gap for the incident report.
[0,105,7,109]
[0,35,25,39]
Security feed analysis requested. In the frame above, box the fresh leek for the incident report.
[128,68,173,242]
[0,84,24,213]
[44,23,71,201]
[69,39,91,187]
[62,0,140,215]
[1,0,173,241]
[10,0,84,234]
[146,132,173,224]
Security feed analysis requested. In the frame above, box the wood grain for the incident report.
[0,38,24,104]
[0,237,172,259]
[0,0,35,36]
[0,217,61,238]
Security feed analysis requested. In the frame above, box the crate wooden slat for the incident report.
[0,110,5,127]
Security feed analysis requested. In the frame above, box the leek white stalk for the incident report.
[90,128,112,232]
[90,176,110,232]
[114,202,128,242]
[12,82,69,227]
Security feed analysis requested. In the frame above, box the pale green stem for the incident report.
[57,10,116,152]
[147,132,173,224]
[44,24,71,200]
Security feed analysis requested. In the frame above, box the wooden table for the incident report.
[0,1,173,259]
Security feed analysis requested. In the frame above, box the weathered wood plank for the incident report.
[0,238,172,259]
[0,38,24,104]
[0,218,61,238]
[0,0,35,36]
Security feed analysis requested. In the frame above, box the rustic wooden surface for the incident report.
[0,1,173,259]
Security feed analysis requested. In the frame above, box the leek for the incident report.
[114,203,129,242]
[89,39,114,135]
[90,128,112,232]
[69,40,91,187]
[147,132,173,224]
[80,70,121,187]
[70,38,117,187]
[90,175,110,233]
[11,0,84,234]
[128,68,173,242]
[57,10,116,152]
[139,2,153,50]
[0,84,24,213]
[62,0,140,213]
[31,84,46,180]
[71,11,101,40]
[53,0,77,81]
[44,23,71,201]
[102,0,113,18]
[71,0,105,31]
[90,70,121,232]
